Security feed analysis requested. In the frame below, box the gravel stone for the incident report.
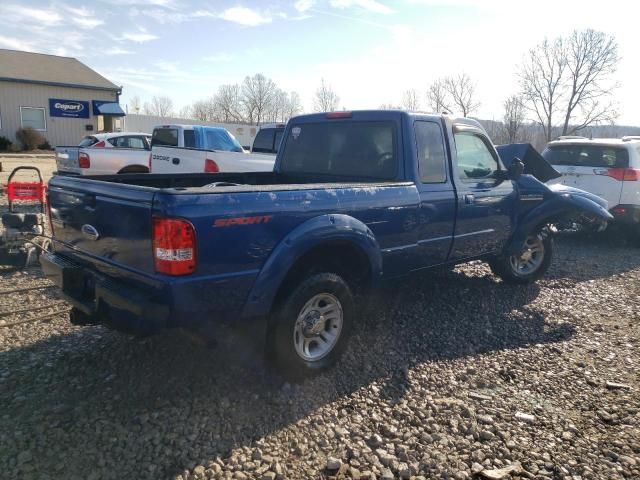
[0,230,639,480]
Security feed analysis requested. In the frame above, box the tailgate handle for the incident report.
[172,157,180,165]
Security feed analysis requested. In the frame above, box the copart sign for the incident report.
[49,98,90,118]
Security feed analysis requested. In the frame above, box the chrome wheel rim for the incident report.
[510,234,545,275]
[293,293,343,362]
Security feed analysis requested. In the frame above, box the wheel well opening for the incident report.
[273,241,372,310]
[117,165,149,174]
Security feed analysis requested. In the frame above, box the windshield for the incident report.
[280,121,397,179]
[204,129,243,152]
[544,145,629,168]
[78,136,98,147]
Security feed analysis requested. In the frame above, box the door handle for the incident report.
[464,194,475,204]
[172,157,180,165]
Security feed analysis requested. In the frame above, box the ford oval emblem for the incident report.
[81,224,100,241]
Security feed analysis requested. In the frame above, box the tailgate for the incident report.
[55,146,80,173]
[151,146,206,174]
[215,151,275,172]
[48,176,157,274]
[552,165,622,208]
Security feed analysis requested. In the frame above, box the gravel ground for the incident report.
[0,232,639,480]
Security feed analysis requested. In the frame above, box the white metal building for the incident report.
[0,49,124,147]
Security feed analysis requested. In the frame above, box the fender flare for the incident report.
[506,194,613,255]
[241,214,382,318]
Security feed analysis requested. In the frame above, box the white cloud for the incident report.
[121,31,158,43]
[0,5,63,27]
[329,0,393,14]
[294,0,315,12]
[0,34,33,51]
[104,47,134,56]
[71,17,104,29]
[219,7,272,26]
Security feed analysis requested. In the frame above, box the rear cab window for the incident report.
[280,121,397,179]
[152,128,178,147]
[184,130,196,148]
[253,129,275,153]
[544,145,629,168]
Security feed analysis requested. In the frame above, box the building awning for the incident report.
[94,102,126,116]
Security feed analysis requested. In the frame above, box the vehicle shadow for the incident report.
[0,266,576,479]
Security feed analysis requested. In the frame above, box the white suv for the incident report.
[543,136,640,236]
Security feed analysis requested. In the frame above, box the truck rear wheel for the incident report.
[489,232,553,284]
[267,273,354,381]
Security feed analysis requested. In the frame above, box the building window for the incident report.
[20,107,46,131]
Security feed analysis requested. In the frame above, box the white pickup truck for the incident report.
[55,132,152,175]
[150,124,275,174]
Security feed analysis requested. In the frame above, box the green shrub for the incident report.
[0,136,11,152]
[16,127,45,151]
[38,140,52,150]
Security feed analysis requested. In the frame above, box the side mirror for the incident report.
[508,157,524,180]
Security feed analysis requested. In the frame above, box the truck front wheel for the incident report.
[489,232,553,284]
[267,273,354,380]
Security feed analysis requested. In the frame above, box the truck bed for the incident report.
[57,171,411,193]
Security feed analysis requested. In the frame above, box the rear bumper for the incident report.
[40,252,169,335]
[610,204,640,225]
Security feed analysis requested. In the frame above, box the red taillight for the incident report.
[204,159,219,173]
[612,206,627,215]
[601,168,640,181]
[152,217,196,276]
[326,111,352,119]
[78,152,90,168]
[93,141,106,148]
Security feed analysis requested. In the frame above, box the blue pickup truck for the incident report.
[42,111,612,378]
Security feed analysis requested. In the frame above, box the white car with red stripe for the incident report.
[543,136,640,237]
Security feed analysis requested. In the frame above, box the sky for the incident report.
[1,0,639,125]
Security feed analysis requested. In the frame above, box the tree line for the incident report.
[128,28,621,149]
[129,75,340,125]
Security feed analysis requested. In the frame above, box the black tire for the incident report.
[267,272,354,381]
[489,233,553,284]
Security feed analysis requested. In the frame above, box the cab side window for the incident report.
[454,132,498,181]
[415,121,447,183]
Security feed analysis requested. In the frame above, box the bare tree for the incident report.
[282,92,302,122]
[519,37,567,142]
[267,88,289,123]
[143,96,174,117]
[241,74,277,125]
[314,78,339,112]
[190,98,216,121]
[503,95,526,143]
[426,79,449,113]
[178,104,192,119]
[401,89,420,111]
[443,74,480,117]
[379,103,401,110]
[560,29,619,135]
[129,95,141,114]
[213,84,244,123]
